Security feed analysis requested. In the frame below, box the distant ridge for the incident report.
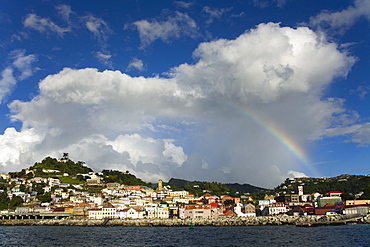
[225,183,269,193]
[167,178,268,194]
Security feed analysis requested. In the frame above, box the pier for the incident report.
[0,212,72,220]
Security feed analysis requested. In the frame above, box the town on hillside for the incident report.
[1,154,370,220]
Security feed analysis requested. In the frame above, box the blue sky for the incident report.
[1,0,370,188]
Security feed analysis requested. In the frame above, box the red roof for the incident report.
[89,208,102,211]
[223,210,237,216]
[119,208,143,212]
[185,205,211,210]
[103,203,115,208]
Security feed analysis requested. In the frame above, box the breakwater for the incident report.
[1,214,370,227]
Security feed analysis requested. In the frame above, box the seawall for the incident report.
[1,214,370,227]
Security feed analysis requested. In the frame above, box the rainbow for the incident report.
[222,99,321,178]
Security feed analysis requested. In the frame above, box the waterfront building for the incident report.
[179,204,212,219]
[317,197,342,207]
[118,208,144,219]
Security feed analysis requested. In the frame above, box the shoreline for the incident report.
[1,214,369,227]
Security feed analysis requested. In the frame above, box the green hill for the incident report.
[29,156,93,177]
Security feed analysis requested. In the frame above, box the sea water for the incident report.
[0,225,369,246]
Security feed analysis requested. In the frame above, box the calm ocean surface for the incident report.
[0,224,369,246]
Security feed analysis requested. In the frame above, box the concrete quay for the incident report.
[1,214,370,227]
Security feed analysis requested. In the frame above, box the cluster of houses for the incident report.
[1,171,370,220]
[258,186,370,217]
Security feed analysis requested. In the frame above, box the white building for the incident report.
[48,178,60,187]
[168,191,189,198]
[88,208,103,219]
[118,208,144,219]
[145,204,169,219]
[234,203,256,217]
[88,203,118,219]
[262,203,287,216]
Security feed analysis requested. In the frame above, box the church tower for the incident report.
[157,179,163,192]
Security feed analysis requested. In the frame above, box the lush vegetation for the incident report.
[168,178,242,197]
[59,176,83,185]
[102,170,151,187]
[0,192,23,209]
[225,183,269,193]
[27,155,93,177]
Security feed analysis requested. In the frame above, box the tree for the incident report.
[9,196,23,208]
[19,184,27,192]
[341,192,353,201]
[32,182,46,195]
[38,192,52,203]
[223,199,234,206]
[359,187,370,200]
[62,153,69,160]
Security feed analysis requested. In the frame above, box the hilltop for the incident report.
[6,154,150,188]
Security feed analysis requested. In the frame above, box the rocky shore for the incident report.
[1,214,370,227]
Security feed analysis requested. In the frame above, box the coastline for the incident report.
[1,214,369,227]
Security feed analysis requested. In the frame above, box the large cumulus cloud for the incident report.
[1,23,356,187]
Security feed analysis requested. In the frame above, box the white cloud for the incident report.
[0,68,16,104]
[22,6,112,66]
[1,23,359,187]
[0,128,43,172]
[56,4,73,23]
[173,1,195,8]
[127,58,145,71]
[287,170,308,178]
[11,50,38,80]
[202,6,232,24]
[173,23,354,103]
[310,0,370,34]
[253,0,289,8]
[352,85,369,99]
[94,51,112,67]
[0,50,37,103]
[83,15,112,43]
[133,11,198,48]
[82,15,112,65]
[324,123,370,147]
[23,13,70,36]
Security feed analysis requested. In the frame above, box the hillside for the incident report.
[29,156,93,176]
[167,178,268,196]
[225,183,269,193]
[8,155,151,188]
[274,174,370,199]
[102,170,151,187]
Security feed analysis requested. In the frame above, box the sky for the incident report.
[0,0,370,188]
